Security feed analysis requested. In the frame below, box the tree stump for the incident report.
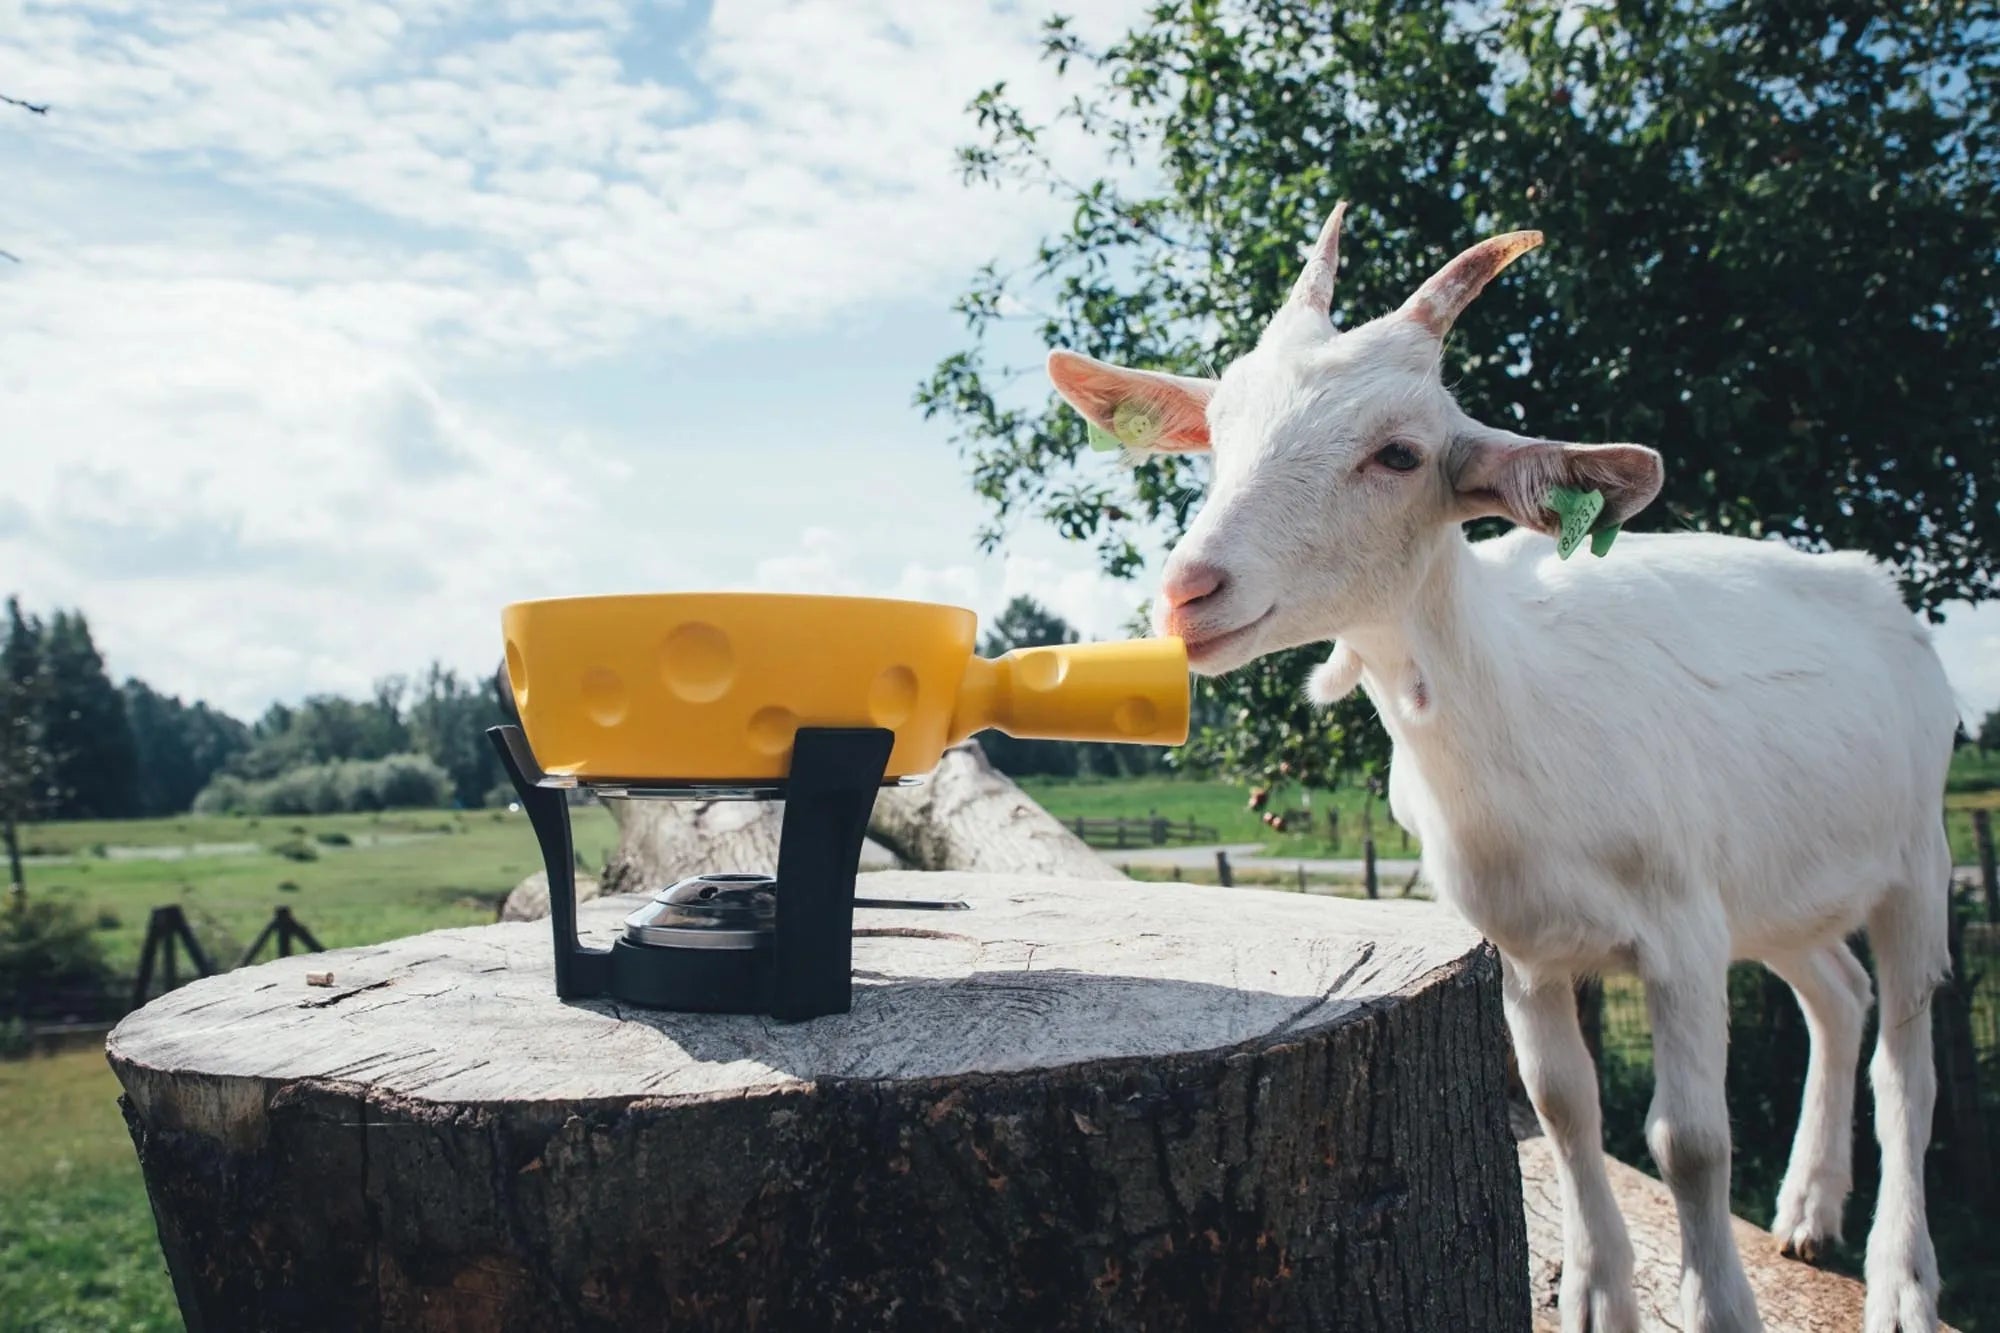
[109,874,1529,1332]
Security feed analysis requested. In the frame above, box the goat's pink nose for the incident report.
[1162,562,1227,610]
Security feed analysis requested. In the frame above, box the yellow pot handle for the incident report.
[948,638,1189,748]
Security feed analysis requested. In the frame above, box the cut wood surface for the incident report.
[110,874,1529,1332]
[1516,1110,1962,1332]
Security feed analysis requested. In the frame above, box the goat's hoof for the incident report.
[1864,1246,1941,1332]
[1863,1273,1940,1332]
[1778,1231,1826,1265]
[1558,1269,1640,1333]
[1773,1179,1846,1267]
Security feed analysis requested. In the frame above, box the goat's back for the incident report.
[1454,530,1956,950]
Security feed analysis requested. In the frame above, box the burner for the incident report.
[624,874,778,949]
[489,723,912,1019]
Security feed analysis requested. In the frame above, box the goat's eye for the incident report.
[1375,441,1423,473]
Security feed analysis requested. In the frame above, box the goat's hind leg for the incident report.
[1863,848,1949,1333]
[1503,959,1638,1333]
[1764,941,1871,1263]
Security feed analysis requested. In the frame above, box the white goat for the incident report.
[1047,204,1957,1333]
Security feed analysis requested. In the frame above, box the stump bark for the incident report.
[110,874,1529,1333]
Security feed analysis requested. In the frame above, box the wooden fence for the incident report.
[1068,814,1220,848]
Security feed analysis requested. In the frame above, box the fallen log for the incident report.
[504,741,1119,920]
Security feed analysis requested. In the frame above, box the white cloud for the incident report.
[0,0,1153,715]
[1,0,1145,359]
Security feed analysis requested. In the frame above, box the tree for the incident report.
[1979,708,2000,757]
[406,662,505,807]
[123,680,251,816]
[920,0,2000,788]
[39,610,140,819]
[0,599,62,894]
[229,685,411,780]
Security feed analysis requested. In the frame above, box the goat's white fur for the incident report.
[1048,207,1957,1333]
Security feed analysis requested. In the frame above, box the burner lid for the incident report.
[623,873,776,951]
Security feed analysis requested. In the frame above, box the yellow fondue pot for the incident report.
[502,592,1189,783]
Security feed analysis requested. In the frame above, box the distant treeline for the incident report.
[2,597,508,821]
[0,592,1188,829]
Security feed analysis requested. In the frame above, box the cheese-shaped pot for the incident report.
[502,592,1189,782]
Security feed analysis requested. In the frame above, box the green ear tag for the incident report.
[1546,485,1605,560]
[1109,399,1163,451]
[1589,523,1621,558]
[1087,420,1122,452]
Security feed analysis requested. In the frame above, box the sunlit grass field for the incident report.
[12,805,619,978]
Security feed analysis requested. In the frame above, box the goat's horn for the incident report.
[1400,230,1543,336]
[1286,200,1348,317]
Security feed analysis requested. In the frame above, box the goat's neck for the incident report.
[1334,534,1524,779]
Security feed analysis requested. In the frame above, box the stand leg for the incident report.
[487,726,611,998]
[769,727,895,1022]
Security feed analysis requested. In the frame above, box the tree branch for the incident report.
[2,93,49,115]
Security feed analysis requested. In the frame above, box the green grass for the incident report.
[4,802,623,1332]
[1016,774,1417,860]
[1024,748,2000,866]
[0,1049,179,1333]
[13,805,619,976]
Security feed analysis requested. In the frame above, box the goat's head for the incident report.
[1046,205,1665,674]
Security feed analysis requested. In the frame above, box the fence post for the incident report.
[1975,809,1997,923]
[1297,864,1307,893]
[1073,817,1085,839]
[1364,838,1378,900]
[1151,811,1166,846]
[1935,906,1992,1202]
[133,905,216,1009]
[1115,819,1127,849]
[1328,810,1339,850]
[1215,850,1233,887]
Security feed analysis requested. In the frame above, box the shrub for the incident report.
[192,773,252,815]
[0,895,115,1020]
[93,910,120,931]
[0,1016,28,1059]
[270,838,319,863]
[366,755,452,810]
[277,880,301,893]
[192,753,453,817]
[315,830,353,847]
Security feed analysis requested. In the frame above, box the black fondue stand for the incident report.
[489,723,951,1022]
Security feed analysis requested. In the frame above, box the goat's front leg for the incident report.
[1642,943,1764,1332]
[1503,958,1637,1333]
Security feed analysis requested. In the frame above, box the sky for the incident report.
[2,0,1996,728]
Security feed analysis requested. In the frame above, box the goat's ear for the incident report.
[1046,349,1216,454]
[1447,422,1664,535]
